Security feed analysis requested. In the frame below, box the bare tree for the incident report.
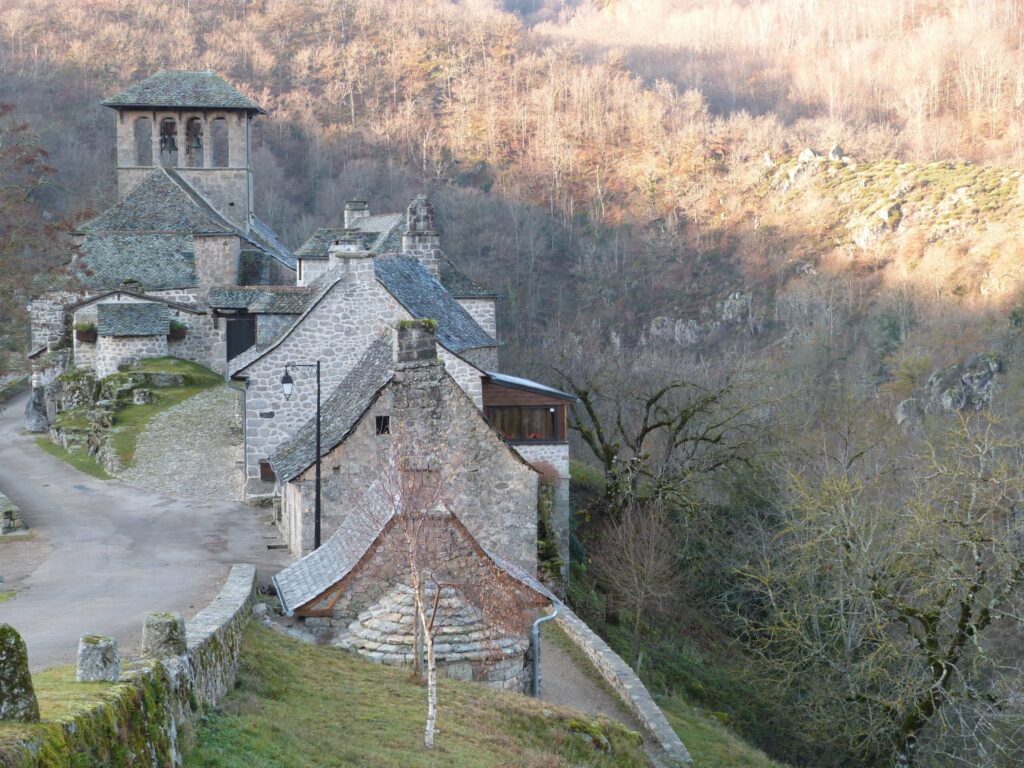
[343,424,543,750]
[591,499,683,669]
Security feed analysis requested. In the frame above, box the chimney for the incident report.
[393,319,438,366]
[327,232,374,281]
[343,199,370,228]
[402,195,441,278]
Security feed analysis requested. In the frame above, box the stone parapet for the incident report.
[0,564,256,766]
[554,605,693,767]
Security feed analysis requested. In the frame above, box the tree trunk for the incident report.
[630,603,644,669]
[422,610,437,750]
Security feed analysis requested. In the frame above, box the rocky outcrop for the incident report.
[0,493,26,535]
[897,354,1004,423]
[23,387,48,433]
[0,624,39,723]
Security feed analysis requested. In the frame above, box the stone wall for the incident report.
[238,259,405,489]
[438,348,484,408]
[167,312,225,375]
[282,358,538,568]
[95,335,168,379]
[555,605,693,767]
[297,258,330,287]
[0,564,256,768]
[0,492,26,535]
[457,297,497,339]
[194,235,240,294]
[30,291,87,351]
[515,443,571,587]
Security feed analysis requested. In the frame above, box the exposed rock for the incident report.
[828,144,844,161]
[798,147,820,164]
[252,602,268,617]
[133,388,155,405]
[23,386,48,432]
[851,201,903,250]
[0,624,39,722]
[720,291,752,324]
[142,611,186,657]
[76,634,120,682]
[0,493,26,535]
[918,354,1003,414]
[896,398,923,425]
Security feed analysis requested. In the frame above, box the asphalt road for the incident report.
[0,391,287,671]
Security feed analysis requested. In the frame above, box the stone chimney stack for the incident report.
[327,232,374,281]
[343,199,370,228]
[393,319,438,366]
[402,195,441,279]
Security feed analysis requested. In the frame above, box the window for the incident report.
[185,118,203,167]
[210,117,229,167]
[259,460,276,482]
[485,406,562,442]
[375,415,390,435]
[134,117,152,165]
[159,118,178,166]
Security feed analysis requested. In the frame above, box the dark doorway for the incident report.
[226,314,256,360]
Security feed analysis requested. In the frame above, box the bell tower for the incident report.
[102,70,266,232]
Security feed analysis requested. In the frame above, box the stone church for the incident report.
[27,71,573,686]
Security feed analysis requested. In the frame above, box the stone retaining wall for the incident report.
[0,564,256,767]
[555,604,693,767]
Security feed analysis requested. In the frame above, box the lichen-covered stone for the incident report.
[77,634,121,682]
[0,623,39,722]
[143,611,186,657]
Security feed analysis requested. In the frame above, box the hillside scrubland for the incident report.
[5,1,1024,765]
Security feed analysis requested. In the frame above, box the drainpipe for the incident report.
[531,603,559,698]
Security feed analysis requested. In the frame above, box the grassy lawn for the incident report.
[106,358,222,467]
[35,437,111,480]
[186,623,651,768]
[0,591,15,604]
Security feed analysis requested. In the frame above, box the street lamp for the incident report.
[281,360,322,550]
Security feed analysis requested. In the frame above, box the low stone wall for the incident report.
[0,564,256,767]
[0,492,26,535]
[555,604,693,767]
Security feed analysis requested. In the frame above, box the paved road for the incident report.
[0,391,287,671]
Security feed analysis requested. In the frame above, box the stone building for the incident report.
[26,70,294,429]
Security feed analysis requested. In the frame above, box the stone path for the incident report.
[120,386,244,501]
[0,391,287,670]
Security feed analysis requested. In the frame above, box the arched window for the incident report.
[210,117,229,167]
[134,117,152,165]
[185,118,203,167]
[159,118,178,166]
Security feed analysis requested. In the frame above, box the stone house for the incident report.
[27,70,294,428]
[268,323,540,566]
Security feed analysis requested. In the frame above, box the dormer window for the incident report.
[185,118,203,168]
[159,118,178,166]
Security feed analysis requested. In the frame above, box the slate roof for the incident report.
[230,256,494,377]
[76,234,195,291]
[268,334,394,483]
[374,255,495,353]
[440,261,499,299]
[78,170,234,235]
[74,169,293,290]
[101,70,265,113]
[273,510,553,615]
[208,286,312,314]
[96,302,169,337]
[294,214,404,260]
[274,509,395,615]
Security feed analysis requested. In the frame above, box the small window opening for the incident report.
[185,117,203,167]
[211,117,229,167]
[159,118,178,166]
[134,117,152,165]
[259,460,276,482]
[375,415,390,435]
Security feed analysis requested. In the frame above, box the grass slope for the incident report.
[186,624,651,768]
[106,358,223,467]
[34,436,110,480]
